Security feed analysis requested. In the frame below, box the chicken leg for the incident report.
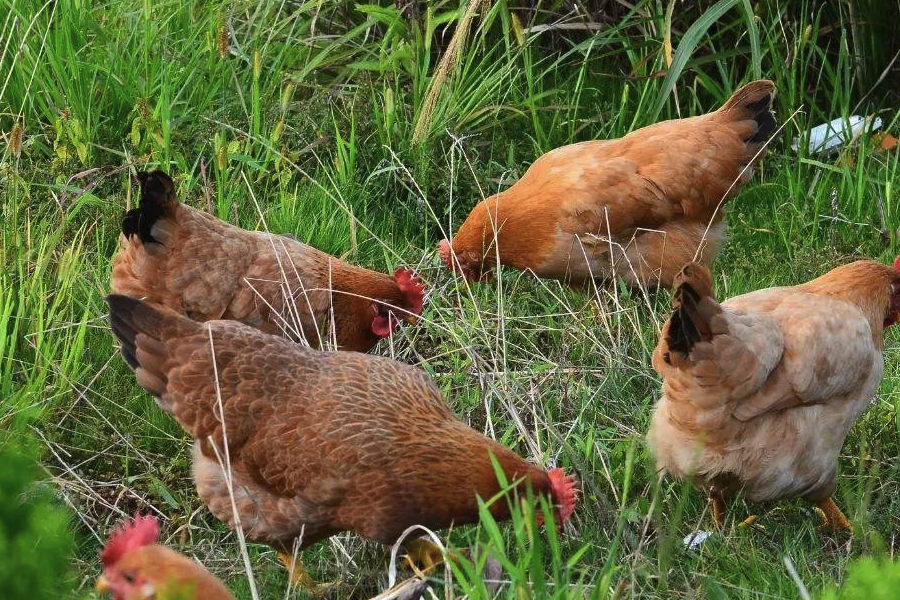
[278,552,336,594]
[709,491,727,529]
[816,497,852,532]
[403,538,445,572]
[708,492,760,530]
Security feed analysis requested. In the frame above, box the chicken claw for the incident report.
[278,553,336,594]
[403,538,445,572]
[737,515,758,529]
[816,497,852,532]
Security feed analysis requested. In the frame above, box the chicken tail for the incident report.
[717,79,777,146]
[664,262,719,362]
[106,294,202,404]
[122,170,180,244]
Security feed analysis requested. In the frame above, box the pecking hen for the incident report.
[439,80,777,289]
[105,294,578,589]
[95,514,235,600]
[111,170,424,353]
[647,258,900,529]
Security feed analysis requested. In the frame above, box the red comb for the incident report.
[438,239,454,272]
[547,468,579,525]
[393,268,425,315]
[894,255,900,271]
[100,514,160,567]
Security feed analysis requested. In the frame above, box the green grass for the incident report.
[2,0,900,598]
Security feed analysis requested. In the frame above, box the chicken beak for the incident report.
[95,575,111,593]
[403,314,419,326]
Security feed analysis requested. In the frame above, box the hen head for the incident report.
[438,239,494,282]
[371,268,426,337]
[96,515,161,600]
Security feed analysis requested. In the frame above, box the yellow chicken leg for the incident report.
[708,492,758,529]
[709,491,727,529]
[278,552,336,594]
[403,538,445,572]
[816,497,852,532]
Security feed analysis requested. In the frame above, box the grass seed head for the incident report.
[217,20,229,59]
[10,121,23,158]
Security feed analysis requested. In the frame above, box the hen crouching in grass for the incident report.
[111,170,425,353]
[648,258,900,530]
[105,294,578,591]
[95,515,235,600]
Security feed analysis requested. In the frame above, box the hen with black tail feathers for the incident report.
[648,258,900,531]
[110,170,425,353]
[439,80,778,289]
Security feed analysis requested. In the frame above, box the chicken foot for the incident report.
[708,491,759,529]
[278,552,336,594]
[816,497,852,532]
[737,515,758,529]
[403,538,446,572]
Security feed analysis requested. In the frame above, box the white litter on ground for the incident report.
[683,530,713,550]
[792,115,883,154]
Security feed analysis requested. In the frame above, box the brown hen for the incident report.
[647,258,900,530]
[105,294,578,589]
[96,515,235,600]
[111,170,424,353]
[439,80,777,288]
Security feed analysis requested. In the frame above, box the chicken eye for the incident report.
[123,572,136,584]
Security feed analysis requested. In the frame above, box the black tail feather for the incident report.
[106,294,145,369]
[664,263,715,364]
[746,94,777,145]
[121,170,177,243]
[667,284,705,356]
[719,80,777,146]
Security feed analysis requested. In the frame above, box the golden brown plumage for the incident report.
[439,80,777,288]
[105,294,577,580]
[111,170,425,353]
[647,258,900,528]
[96,515,235,600]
